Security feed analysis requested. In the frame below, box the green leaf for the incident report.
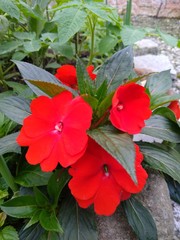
[50,43,74,59]
[19,223,44,240]
[0,41,22,55]
[47,169,71,206]
[15,164,52,187]
[28,80,67,97]
[1,196,37,218]
[34,187,49,207]
[165,175,180,204]
[57,7,87,45]
[142,115,180,143]
[0,96,30,125]
[158,30,178,47]
[76,58,95,95]
[151,93,180,109]
[0,212,6,227]
[96,91,114,118]
[98,35,118,54]
[81,94,99,111]
[0,0,20,19]
[24,209,41,230]
[122,197,157,240]
[139,142,180,183]
[6,81,28,95]
[0,226,19,240]
[13,32,36,40]
[0,132,20,155]
[153,107,179,126]
[121,26,146,46]
[145,70,172,95]
[58,193,98,240]
[23,40,41,53]
[95,46,133,93]
[14,60,78,96]
[40,210,63,233]
[0,15,9,36]
[88,126,137,183]
[85,2,119,23]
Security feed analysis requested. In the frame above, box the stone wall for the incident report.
[108,0,180,18]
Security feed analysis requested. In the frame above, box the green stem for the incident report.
[88,16,96,65]
[0,156,18,192]
[124,0,132,25]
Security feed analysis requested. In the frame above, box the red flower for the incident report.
[68,138,148,216]
[55,65,77,88]
[16,91,92,171]
[55,64,96,88]
[110,83,152,134]
[86,65,96,80]
[168,101,180,120]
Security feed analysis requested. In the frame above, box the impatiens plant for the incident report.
[0,46,180,240]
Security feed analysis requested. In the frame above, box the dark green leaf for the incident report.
[139,142,180,183]
[24,209,41,230]
[13,61,78,97]
[121,26,146,46]
[19,223,44,240]
[165,175,180,204]
[88,126,136,183]
[153,107,178,123]
[0,132,20,155]
[1,196,37,218]
[95,46,133,93]
[122,197,157,240]
[142,115,180,143]
[95,81,108,102]
[57,7,87,45]
[76,58,95,95]
[151,93,180,109]
[34,187,49,207]
[40,210,63,233]
[0,226,19,240]
[0,96,30,125]
[58,193,98,240]
[96,91,114,118]
[145,70,172,95]
[81,94,99,111]
[47,169,70,206]
[28,80,67,97]
[15,164,52,187]
[0,0,20,19]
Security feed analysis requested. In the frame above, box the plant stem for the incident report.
[88,16,96,65]
[0,156,18,192]
[124,0,132,25]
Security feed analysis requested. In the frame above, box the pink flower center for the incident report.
[103,164,109,177]
[55,122,63,133]
[117,103,124,111]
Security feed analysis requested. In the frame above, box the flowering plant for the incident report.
[0,46,180,239]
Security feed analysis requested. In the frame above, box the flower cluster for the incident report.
[17,64,152,215]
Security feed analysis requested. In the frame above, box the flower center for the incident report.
[117,103,124,111]
[55,122,63,132]
[103,164,109,177]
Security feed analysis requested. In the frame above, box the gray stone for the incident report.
[172,201,180,240]
[97,170,174,240]
[134,54,177,75]
[134,39,159,56]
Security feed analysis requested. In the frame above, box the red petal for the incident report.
[55,65,77,85]
[68,173,102,200]
[26,133,57,165]
[76,197,94,208]
[168,101,180,119]
[23,116,54,138]
[86,65,96,80]
[40,146,59,172]
[93,176,121,216]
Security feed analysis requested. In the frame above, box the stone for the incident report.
[172,201,180,240]
[97,170,174,240]
[134,39,159,56]
[134,54,177,75]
